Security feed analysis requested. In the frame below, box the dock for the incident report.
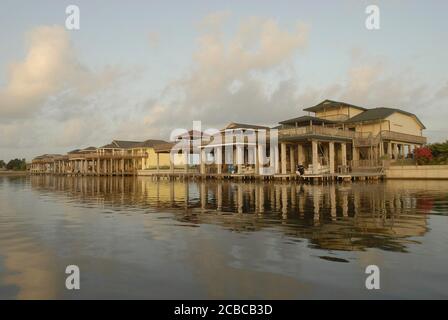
[137,170,385,183]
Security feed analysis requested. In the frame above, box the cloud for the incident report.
[2,14,448,161]
[142,14,309,133]
[0,25,132,160]
[435,81,448,100]
[0,25,121,119]
[148,31,160,48]
[326,52,429,113]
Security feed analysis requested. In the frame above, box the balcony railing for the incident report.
[279,126,355,140]
[279,126,427,145]
[380,131,426,144]
[67,152,148,159]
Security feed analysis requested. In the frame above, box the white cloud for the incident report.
[0,25,129,160]
[2,14,448,161]
[0,25,121,119]
[142,14,309,133]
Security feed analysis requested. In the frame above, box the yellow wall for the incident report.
[135,147,186,169]
[386,112,423,136]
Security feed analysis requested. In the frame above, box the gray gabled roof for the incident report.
[100,139,164,149]
[81,146,97,152]
[99,143,116,149]
[224,122,270,130]
[135,139,167,148]
[303,99,368,112]
[279,115,340,126]
[112,140,142,149]
[344,107,426,129]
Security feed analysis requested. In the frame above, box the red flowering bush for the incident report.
[414,147,432,165]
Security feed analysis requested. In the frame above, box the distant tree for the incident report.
[0,160,5,168]
[429,140,448,158]
[6,158,27,171]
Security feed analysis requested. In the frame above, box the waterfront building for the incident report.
[31,99,427,180]
[152,100,427,179]
[147,123,271,177]
[31,139,169,175]
[275,99,426,175]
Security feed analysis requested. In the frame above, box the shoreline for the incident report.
[0,171,28,176]
[25,172,448,181]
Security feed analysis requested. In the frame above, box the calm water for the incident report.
[0,175,447,299]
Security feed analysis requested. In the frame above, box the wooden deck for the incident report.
[137,170,385,182]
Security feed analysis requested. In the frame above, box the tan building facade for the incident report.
[31,99,427,179]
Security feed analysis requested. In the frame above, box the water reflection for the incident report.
[27,175,435,252]
[1,175,448,299]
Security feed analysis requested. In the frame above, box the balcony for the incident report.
[67,151,148,159]
[380,131,427,144]
[279,126,427,146]
[278,126,355,140]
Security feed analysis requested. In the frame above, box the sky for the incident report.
[1,0,448,161]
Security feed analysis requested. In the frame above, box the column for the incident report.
[281,142,287,174]
[170,153,174,173]
[393,143,399,160]
[353,146,359,162]
[184,152,189,173]
[274,144,280,174]
[312,140,318,174]
[216,147,222,175]
[200,148,206,174]
[388,141,392,158]
[156,153,160,173]
[257,145,264,175]
[297,144,305,165]
[289,145,295,173]
[379,142,384,158]
[236,145,243,174]
[254,146,259,175]
[329,142,335,174]
[341,142,347,167]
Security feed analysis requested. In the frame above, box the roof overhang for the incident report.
[303,99,367,113]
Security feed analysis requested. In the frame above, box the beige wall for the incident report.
[315,106,364,121]
[349,112,423,137]
[386,165,448,179]
[354,120,389,135]
[386,112,423,136]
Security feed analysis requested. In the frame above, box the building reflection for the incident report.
[29,175,433,252]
